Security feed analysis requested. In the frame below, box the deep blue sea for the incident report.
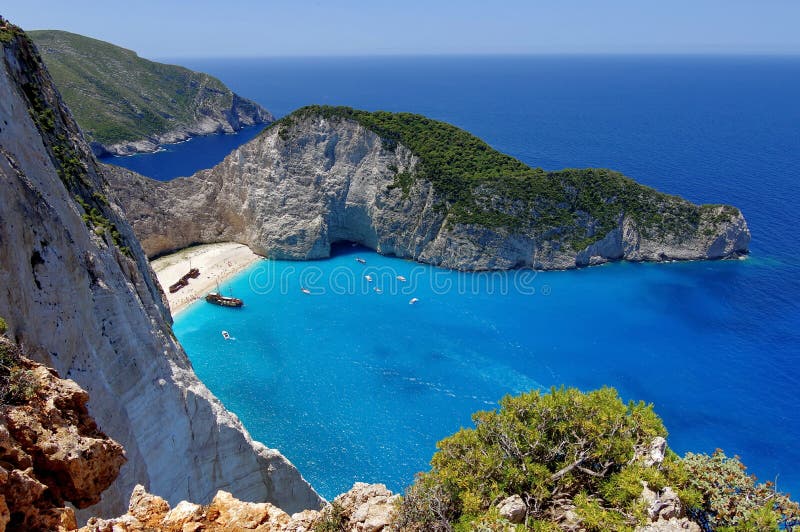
[117,56,800,499]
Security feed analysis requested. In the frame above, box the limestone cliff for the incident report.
[0,20,321,519]
[106,108,750,270]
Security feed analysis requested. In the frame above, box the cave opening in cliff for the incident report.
[329,240,373,258]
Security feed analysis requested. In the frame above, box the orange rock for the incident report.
[0,342,125,531]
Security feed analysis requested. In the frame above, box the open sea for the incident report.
[107,56,800,499]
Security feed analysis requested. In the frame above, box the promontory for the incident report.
[28,30,273,156]
[106,106,750,270]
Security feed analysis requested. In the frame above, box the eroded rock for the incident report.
[0,343,124,531]
[80,482,399,532]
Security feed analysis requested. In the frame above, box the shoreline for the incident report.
[94,121,271,157]
[151,242,261,316]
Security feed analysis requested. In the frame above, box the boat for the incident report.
[168,278,188,293]
[397,275,407,282]
[301,287,312,295]
[409,297,419,305]
[374,287,383,294]
[205,292,244,307]
[356,257,366,264]
[221,330,231,340]
[365,275,373,282]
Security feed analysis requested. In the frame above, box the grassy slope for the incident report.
[271,106,738,250]
[29,30,248,145]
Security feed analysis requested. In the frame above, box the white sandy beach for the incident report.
[151,242,261,316]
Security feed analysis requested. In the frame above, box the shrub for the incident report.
[395,386,665,529]
[0,316,6,336]
[393,473,459,531]
[0,339,39,405]
[681,450,800,531]
[313,501,347,532]
[0,341,17,370]
[5,367,38,404]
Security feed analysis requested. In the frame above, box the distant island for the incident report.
[107,105,750,270]
[28,30,273,156]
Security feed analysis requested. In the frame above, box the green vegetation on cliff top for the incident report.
[28,30,267,146]
[272,106,739,250]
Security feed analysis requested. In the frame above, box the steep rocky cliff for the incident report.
[28,30,273,156]
[0,20,320,519]
[106,107,750,270]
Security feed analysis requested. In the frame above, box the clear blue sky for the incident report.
[3,0,799,58]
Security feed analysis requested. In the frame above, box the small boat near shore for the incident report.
[205,292,244,307]
[301,287,312,295]
[221,330,231,340]
[356,257,366,264]
[397,275,407,282]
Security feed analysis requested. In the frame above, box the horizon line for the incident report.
[150,51,800,61]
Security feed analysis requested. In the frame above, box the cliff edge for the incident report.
[0,19,321,519]
[106,106,750,270]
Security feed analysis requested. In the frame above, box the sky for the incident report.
[3,0,800,58]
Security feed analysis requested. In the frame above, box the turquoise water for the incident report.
[142,56,800,499]
[174,245,798,499]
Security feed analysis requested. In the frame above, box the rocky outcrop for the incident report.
[636,485,700,532]
[0,339,125,531]
[28,30,273,157]
[0,22,320,519]
[106,112,750,270]
[80,482,398,532]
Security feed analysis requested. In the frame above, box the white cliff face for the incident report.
[0,32,321,519]
[107,114,750,271]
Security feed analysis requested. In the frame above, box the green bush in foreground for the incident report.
[0,316,6,336]
[394,387,799,531]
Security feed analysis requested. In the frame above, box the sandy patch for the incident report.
[151,242,260,316]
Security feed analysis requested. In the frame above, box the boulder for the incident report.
[497,494,527,524]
